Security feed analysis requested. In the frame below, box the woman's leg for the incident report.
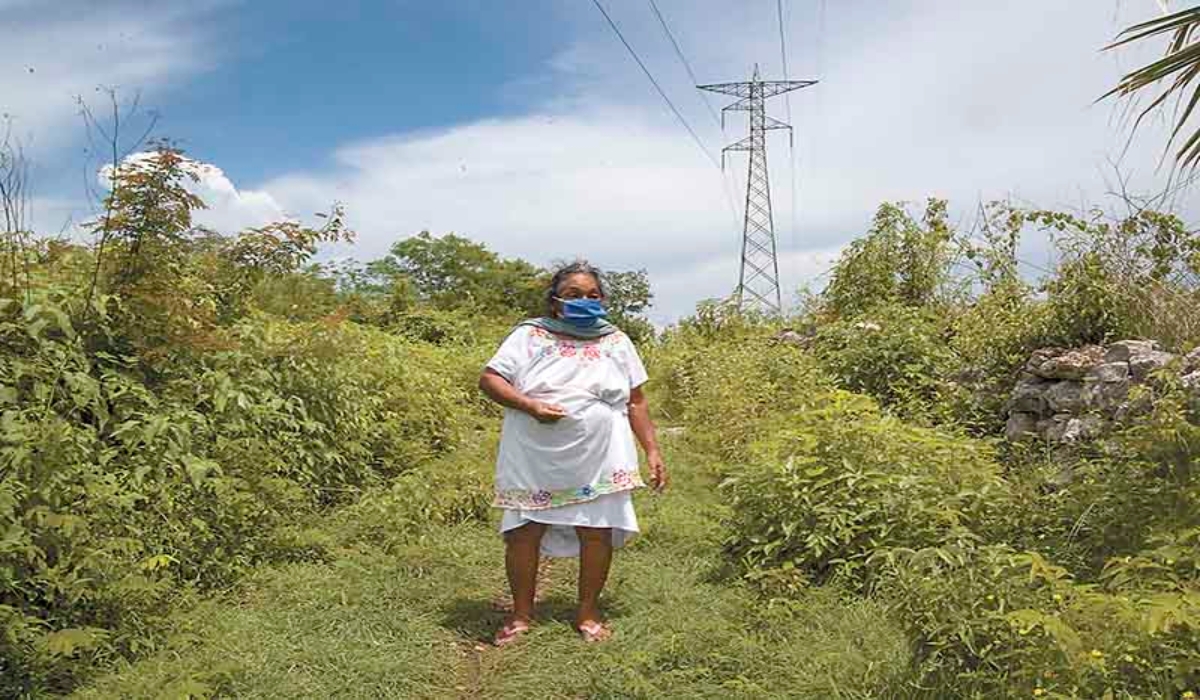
[575,526,613,635]
[504,521,547,623]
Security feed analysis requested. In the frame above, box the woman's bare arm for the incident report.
[628,386,668,492]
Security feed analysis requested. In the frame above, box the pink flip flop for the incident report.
[576,620,612,643]
[493,619,531,647]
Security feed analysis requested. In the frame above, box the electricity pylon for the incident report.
[699,65,816,313]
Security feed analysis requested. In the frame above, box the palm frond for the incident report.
[1104,6,1200,170]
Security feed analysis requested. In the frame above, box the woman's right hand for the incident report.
[524,399,568,423]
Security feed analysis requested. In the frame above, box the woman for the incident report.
[479,260,667,645]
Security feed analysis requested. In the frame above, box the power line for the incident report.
[777,0,800,304]
[592,0,742,237]
[590,0,721,172]
[646,0,723,132]
[643,0,743,230]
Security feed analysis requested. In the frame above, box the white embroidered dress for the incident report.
[486,324,648,557]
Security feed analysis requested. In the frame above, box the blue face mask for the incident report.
[554,297,608,327]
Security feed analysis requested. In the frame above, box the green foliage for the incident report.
[819,199,957,320]
[809,302,955,421]
[648,315,829,462]
[89,146,352,360]
[376,231,545,317]
[943,281,1054,432]
[721,391,1005,588]
[1038,207,1200,349]
[1106,6,1200,171]
[0,194,515,696]
[874,542,1200,698]
[0,284,495,695]
[326,434,497,550]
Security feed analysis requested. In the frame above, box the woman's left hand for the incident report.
[647,450,669,493]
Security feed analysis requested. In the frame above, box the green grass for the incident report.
[72,438,911,699]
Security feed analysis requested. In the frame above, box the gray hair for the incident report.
[545,260,606,317]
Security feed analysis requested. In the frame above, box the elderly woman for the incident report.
[479,261,667,644]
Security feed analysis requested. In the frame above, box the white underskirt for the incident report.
[498,490,639,558]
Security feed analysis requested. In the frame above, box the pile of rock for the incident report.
[1005,340,1200,443]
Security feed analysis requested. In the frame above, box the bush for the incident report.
[326,433,497,550]
[721,390,1005,589]
[993,381,1200,577]
[818,199,957,320]
[943,282,1054,432]
[873,542,1200,698]
[0,288,497,695]
[809,302,955,421]
[648,317,829,462]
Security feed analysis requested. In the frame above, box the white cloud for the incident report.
[16,0,1196,323]
[0,1,221,159]
[99,151,288,234]
[251,1,1193,322]
[186,160,289,233]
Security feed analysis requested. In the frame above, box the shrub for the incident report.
[721,390,1005,588]
[326,434,497,550]
[943,282,1054,432]
[818,199,958,321]
[809,302,955,421]
[0,288,497,695]
[872,542,1200,698]
[993,381,1200,578]
[647,319,829,462]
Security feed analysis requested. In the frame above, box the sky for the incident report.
[3,0,1195,324]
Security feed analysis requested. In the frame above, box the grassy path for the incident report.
[73,437,908,699]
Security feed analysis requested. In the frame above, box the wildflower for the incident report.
[1052,593,1062,602]
[1166,558,1175,566]
[1181,692,1196,700]
[1033,689,1046,697]
[1089,649,1104,659]
[1122,654,1133,663]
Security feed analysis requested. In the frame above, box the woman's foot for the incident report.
[493,617,531,647]
[575,618,612,643]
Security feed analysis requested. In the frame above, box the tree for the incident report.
[1106,6,1200,170]
[600,268,655,342]
[819,199,956,320]
[377,232,545,317]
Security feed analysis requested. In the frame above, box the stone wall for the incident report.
[1006,340,1200,443]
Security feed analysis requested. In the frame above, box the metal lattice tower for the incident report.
[699,65,816,313]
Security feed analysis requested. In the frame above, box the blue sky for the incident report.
[4,0,1193,322]
[162,1,573,182]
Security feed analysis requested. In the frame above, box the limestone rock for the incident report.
[1082,378,1130,411]
[1028,345,1105,380]
[1005,339,1192,445]
[1129,349,1177,382]
[1045,381,1086,413]
[1104,339,1161,364]
[775,330,808,347]
[1060,416,1104,444]
[1038,414,1072,442]
[1009,374,1051,415]
[1086,362,1130,383]
[1005,412,1039,442]
[1183,346,1200,373]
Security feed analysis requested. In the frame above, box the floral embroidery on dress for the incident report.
[525,328,626,363]
[493,468,646,510]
